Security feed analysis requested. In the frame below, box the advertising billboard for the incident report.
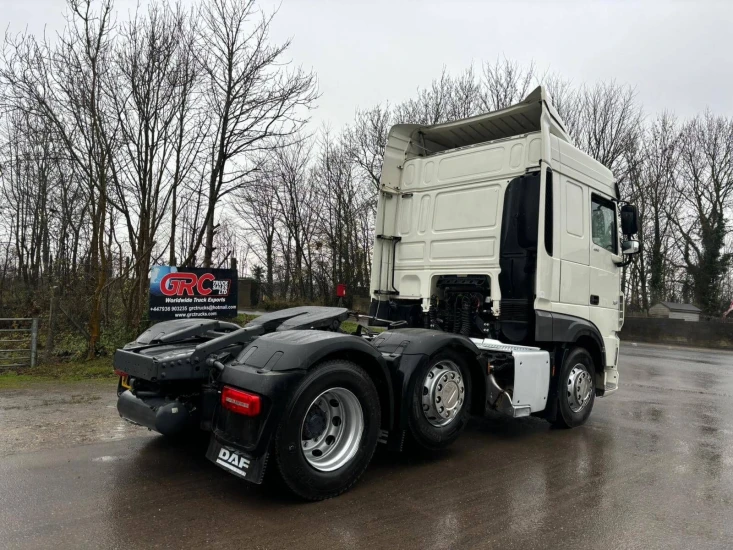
[149,266,238,320]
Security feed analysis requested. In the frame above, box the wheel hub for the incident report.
[303,405,327,440]
[567,364,592,413]
[422,360,465,427]
[301,387,364,472]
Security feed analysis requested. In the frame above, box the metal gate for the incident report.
[0,318,39,368]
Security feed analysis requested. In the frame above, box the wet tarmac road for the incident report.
[1,342,733,550]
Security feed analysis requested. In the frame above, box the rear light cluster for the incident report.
[221,386,261,416]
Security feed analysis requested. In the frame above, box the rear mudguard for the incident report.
[210,330,395,461]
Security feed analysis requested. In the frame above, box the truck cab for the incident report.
[369,86,639,397]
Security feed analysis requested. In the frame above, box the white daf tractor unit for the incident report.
[115,86,640,501]
[369,85,639,427]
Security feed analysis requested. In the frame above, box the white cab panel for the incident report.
[389,133,538,301]
[560,262,590,305]
[560,176,590,265]
[432,186,500,232]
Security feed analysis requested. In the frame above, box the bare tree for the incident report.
[346,103,391,195]
[231,161,280,297]
[0,110,57,288]
[1,0,118,357]
[573,81,643,187]
[315,130,373,300]
[393,67,484,126]
[670,111,733,314]
[109,1,188,327]
[186,0,317,267]
[481,57,536,111]
[271,137,319,300]
[168,10,205,267]
[542,73,582,138]
[636,112,682,308]
[394,68,454,126]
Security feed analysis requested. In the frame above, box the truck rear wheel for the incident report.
[408,350,472,451]
[274,359,380,500]
[552,347,596,428]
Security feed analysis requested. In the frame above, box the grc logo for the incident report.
[160,272,215,296]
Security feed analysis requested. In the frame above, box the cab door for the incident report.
[589,194,620,307]
[588,193,621,374]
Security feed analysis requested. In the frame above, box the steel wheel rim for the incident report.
[567,363,592,413]
[421,360,465,427]
[301,387,364,472]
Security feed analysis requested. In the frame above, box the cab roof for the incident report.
[400,86,572,156]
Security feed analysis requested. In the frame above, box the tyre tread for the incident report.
[274,359,380,501]
[552,346,596,429]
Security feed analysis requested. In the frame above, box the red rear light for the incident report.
[221,386,261,416]
[114,369,128,377]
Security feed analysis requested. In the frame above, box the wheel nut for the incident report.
[438,384,443,391]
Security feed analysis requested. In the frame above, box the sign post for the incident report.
[336,283,346,308]
[149,266,238,320]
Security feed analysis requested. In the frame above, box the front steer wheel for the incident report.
[274,359,381,500]
[551,347,596,428]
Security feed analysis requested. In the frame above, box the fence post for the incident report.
[45,286,58,361]
[30,318,39,368]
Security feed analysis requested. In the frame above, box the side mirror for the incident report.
[620,204,639,236]
[622,240,640,255]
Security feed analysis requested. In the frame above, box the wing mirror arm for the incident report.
[614,239,640,267]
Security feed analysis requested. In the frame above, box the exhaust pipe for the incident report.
[117,390,192,436]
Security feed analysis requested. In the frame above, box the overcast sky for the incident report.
[3,0,732,129]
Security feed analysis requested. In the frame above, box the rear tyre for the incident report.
[407,350,472,451]
[552,347,596,428]
[274,359,380,500]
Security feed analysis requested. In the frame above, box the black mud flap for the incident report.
[206,436,268,484]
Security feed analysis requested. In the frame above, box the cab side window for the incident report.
[591,195,617,254]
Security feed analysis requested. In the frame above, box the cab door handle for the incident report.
[590,295,599,305]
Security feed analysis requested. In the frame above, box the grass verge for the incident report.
[340,320,384,334]
[0,357,115,390]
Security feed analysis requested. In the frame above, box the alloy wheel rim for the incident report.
[567,364,592,413]
[421,360,465,427]
[301,387,364,472]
